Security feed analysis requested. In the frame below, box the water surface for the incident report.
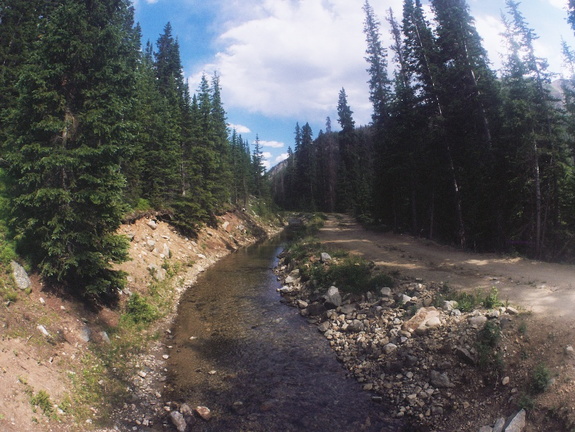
[166,237,403,431]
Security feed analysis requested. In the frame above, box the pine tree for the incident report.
[3,0,138,298]
[336,88,357,213]
[430,0,500,248]
[363,0,391,128]
[500,0,565,257]
[0,0,57,149]
[252,135,265,197]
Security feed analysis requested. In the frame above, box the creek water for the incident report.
[165,236,403,431]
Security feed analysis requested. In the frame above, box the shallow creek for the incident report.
[165,236,403,431]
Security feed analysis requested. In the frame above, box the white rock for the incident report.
[504,409,526,432]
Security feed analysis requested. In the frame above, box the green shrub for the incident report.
[530,363,552,394]
[518,393,535,411]
[477,320,502,370]
[483,287,502,309]
[124,293,157,325]
[30,390,54,417]
[454,292,477,312]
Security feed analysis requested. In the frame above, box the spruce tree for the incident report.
[500,0,565,257]
[3,0,138,298]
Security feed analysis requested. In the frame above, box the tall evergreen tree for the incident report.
[500,0,565,257]
[336,88,357,213]
[3,0,138,298]
[363,0,391,128]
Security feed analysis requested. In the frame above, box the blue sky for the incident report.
[133,0,575,170]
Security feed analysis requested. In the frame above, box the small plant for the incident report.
[530,363,552,394]
[518,321,528,335]
[454,292,477,312]
[124,293,157,325]
[30,390,54,417]
[518,393,535,411]
[476,320,502,370]
[483,287,502,309]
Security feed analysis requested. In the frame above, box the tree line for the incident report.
[0,0,268,299]
[273,0,575,261]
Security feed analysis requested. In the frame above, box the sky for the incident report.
[133,0,575,170]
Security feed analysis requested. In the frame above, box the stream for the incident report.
[165,236,403,431]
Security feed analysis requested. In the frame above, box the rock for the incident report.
[479,427,493,432]
[37,325,51,338]
[147,219,158,230]
[493,417,506,432]
[195,405,212,421]
[346,319,365,333]
[79,326,91,342]
[162,243,171,258]
[455,346,476,365]
[339,303,356,315]
[285,275,299,284]
[430,370,454,388]
[565,345,574,357]
[11,261,31,290]
[169,411,187,432]
[402,307,442,334]
[296,299,309,309]
[504,409,526,432]
[222,221,230,231]
[318,321,330,333]
[380,287,392,297]
[383,343,398,354]
[502,376,510,386]
[320,252,332,263]
[147,264,166,281]
[146,239,156,251]
[486,309,501,319]
[506,306,519,315]
[468,315,488,328]
[323,286,342,309]
[307,302,326,317]
[399,294,412,305]
[442,300,458,311]
[100,331,111,344]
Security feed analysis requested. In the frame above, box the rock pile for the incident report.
[275,251,528,431]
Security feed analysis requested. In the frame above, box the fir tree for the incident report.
[3,0,138,298]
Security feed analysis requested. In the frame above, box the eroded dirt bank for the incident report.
[0,208,282,432]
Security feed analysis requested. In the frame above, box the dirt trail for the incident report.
[319,215,575,322]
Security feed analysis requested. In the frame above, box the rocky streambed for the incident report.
[274,249,530,432]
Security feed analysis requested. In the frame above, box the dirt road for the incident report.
[319,215,575,322]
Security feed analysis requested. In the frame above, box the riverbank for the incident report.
[273,214,575,432]
[0,206,284,432]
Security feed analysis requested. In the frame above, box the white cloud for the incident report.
[201,0,402,126]
[229,123,251,133]
[474,13,507,72]
[259,140,284,148]
[275,153,289,163]
[546,0,567,10]
[261,151,272,159]
[262,159,271,170]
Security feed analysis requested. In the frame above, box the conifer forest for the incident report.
[0,0,266,299]
[3,0,575,301]
[272,0,575,263]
